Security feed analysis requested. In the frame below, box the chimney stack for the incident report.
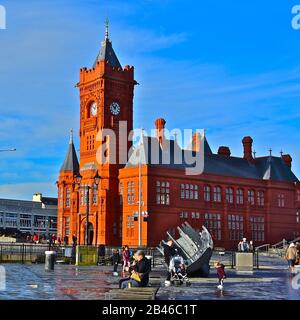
[282,154,292,168]
[155,118,166,144]
[242,136,253,162]
[218,146,231,157]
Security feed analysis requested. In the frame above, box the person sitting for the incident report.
[119,250,151,289]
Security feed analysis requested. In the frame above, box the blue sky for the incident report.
[0,0,300,200]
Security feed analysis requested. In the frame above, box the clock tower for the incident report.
[60,20,136,246]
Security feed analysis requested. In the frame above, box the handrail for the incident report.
[255,243,270,252]
[272,236,300,249]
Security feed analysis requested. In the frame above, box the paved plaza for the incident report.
[0,255,299,300]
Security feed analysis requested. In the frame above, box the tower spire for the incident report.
[69,128,73,144]
[105,17,109,40]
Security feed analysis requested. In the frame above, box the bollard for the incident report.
[45,251,56,271]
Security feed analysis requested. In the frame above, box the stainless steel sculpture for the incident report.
[158,222,213,277]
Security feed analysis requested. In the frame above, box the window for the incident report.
[257,191,265,207]
[92,184,98,205]
[119,183,123,205]
[204,186,211,202]
[156,181,170,205]
[297,212,299,224]
[278,194,285,207]
[248,190,255,206]
[226,188,234,204]
[179,211,188,219]
[127,182,135,205]
[0,213,3,226]
[5,213,18,228]
[180,184,199,200]
[20,214,32,228]
[86,135,95,151]
[204,213,221,240]
[213,186,222,203]
[80,184,89,206]
[228,214,244,241]
[65,217,70,236]
[250,216,265,242]
[191,212,200,219]
[297,190,300,202]
[59,187,63,207]
[236,189,244,205]
[48,217,57,229]
[65,188,71,208]
[34,215,47,229]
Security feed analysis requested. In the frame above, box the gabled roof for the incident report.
[125,135,299,183]
[60,130,79,174]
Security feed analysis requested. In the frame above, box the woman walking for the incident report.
[122,245,131,274]
[285,243,298,274]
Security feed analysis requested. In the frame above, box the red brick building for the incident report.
[57,24,300,250]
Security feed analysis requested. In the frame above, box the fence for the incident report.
[0,243,75,264]
[0,243,162,266]
[0,243,260,269]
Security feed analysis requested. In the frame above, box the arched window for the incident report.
[204,186,211,202]
[236,189,244,205]
[213,186,222,203]
[248,190,255,206]
[226,188,234,204]
[257,191,265,207]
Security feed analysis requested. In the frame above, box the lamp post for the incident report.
[75,171,101,246]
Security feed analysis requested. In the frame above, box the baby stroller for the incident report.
[169,251,190,286]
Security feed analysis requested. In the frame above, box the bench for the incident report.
[105,287,158,300]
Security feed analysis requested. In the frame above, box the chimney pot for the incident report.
[242,136,253,162]
[155,118,166,144]
[218,146,231,156]
[282,154,292,169]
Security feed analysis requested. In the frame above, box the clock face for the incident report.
[110,102,120,116]
[90,102,98,117]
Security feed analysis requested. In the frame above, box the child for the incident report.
[112,249,120,276]
[214,261,226,290]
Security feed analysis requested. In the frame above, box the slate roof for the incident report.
[41,197,58,206]
[93,38,122,69]
[60,132,79,174]
[125,136,299,183]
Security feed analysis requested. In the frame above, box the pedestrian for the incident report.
[163,240,176,286]
[214,261,226,290]
[119,250,151,289]
[112,249,120,276]
[33,233,39,244]
[122,245,131,274]
[64,235,69,245]
[249,240,254,252]
[238,241,243,252]
[285,243,298,274]
[72,234,77,246]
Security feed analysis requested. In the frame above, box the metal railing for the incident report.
[0,243,162,267]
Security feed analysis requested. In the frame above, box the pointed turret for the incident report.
[60,129,80,173]
[93,18,122,69]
